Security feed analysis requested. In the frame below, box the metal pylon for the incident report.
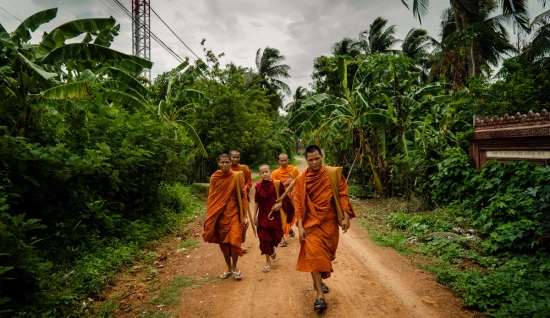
[132,0,151,81]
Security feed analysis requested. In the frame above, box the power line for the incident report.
[0,6,22,22]
[107,0,179,59]
[98,0,132,26]
[150,7,201,61]
[106,0,185,63]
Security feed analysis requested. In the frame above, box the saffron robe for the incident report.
[272,165,300,234]
[255,180,293,255]
[294,166,356,279]
[230,164,252,194]
[203,170,248,257]
[272,165,299,189]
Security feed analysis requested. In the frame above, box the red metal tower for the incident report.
[132,0,151,81]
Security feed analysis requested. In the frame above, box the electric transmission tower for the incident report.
[132,0,151,81]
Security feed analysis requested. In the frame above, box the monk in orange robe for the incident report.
[229,150,252,253]
[271,153,300,245]
[294,145,356,312]
[229,150,252,195]
[203,153,249,280]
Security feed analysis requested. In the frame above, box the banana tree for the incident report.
[0,8,152,136]
[290,55,393,196]
[156,59,207,157]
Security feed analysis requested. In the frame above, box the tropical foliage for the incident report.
[0,8,292,316]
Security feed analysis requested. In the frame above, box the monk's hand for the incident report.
[298,226,308,242]
[254,215,259,227]
[341,214,351,233]
[283,177,292,186]
[271,202,282,212]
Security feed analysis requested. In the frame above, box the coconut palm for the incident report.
[427,4,516,81]
[331,37,362,57]
[358,17,402,55]
[401,28,433,75]
[402,0,531,29]
[402,28,432,63]
[255,47,291,111]
[520,9,550,64]
[285,86,310,113]
[401,0,532,77]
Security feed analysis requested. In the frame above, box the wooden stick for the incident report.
[275,179,296,203]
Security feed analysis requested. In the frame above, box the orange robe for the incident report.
[272,165,299,188]
[230,164,252,194]
[272,165,300,235]
[294,166,356,279]
[202,170,248,257]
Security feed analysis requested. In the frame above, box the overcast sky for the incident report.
[1,0,546,101]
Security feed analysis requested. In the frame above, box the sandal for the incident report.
[279,241,287,247]
[232,270,243,280]
[270,251,277,260]
[313,282,330,294]
[220,271,232,279]
[263,265,271,273]
[289,229,295,237]
[313,298,327,312]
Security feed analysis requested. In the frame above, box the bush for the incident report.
[0,96,201,316]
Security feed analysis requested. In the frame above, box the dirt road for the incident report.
[105,158,480,317]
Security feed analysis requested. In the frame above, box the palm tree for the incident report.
[358,17,401,54]
[285,86,309,113]
[427,4,515,82]
[255,47,291,111]
[520,9,550,64]
[402,28,432,63]
[402,0,531,29]
[331,37,362,57]
[401,28,433,76]
[401,0,532,77]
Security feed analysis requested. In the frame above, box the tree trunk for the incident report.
[454,2,482,77]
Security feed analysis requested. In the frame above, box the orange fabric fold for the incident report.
[230,164,252,194]
[294,166,355,279]
[202,170,248,257]
[272,165,299,189]
[273,165,300,235]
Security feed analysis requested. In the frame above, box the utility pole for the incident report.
[132,0,151,81]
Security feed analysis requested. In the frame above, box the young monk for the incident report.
[202,153,248,280]
[294,145,356,312]
[252,165,295,273]
[271,153,300,245]
[229,150,253,253]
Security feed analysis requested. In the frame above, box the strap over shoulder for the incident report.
[233,171,245,223]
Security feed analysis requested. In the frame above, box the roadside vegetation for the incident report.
[2,0,550,316]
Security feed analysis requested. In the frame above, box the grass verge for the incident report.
[357,199,550,317]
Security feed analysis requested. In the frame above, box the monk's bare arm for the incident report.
[252,202,259,226]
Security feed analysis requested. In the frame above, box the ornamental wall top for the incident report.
[475,109,550,129]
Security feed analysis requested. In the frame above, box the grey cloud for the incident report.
[7,0,542,102]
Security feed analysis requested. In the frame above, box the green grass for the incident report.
[370,230,412,256]
[180,237,198,249]
[94,295,122,318]
[150,275,217,307]
[150,276,194,307]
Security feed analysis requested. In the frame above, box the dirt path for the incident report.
[103,157,481,317]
